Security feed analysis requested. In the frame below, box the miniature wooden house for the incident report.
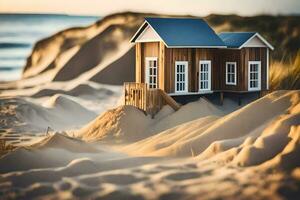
[125,17,274,115]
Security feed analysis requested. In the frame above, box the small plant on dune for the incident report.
[270,51,300,90]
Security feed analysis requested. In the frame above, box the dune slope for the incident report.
[0,91,300,200]
[124,91,300,160]
[77,98,226,142]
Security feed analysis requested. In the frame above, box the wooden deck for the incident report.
[124,82,180,116]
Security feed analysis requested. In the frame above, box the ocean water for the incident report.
[0,14,100,82]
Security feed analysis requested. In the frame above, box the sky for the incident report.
[0,0,300,16]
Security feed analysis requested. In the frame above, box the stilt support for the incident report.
[238,94,242,106]
[220,92,224,105]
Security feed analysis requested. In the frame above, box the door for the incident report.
[248,61,261,91]
[175,61,188,93]
[199,60,211,92]
[145,57,158,89]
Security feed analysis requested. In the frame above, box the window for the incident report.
[226,62,237,85]
[145,57,157,89]
[175,61,188,93]
[248,61,261,91]
[199,60,211,91]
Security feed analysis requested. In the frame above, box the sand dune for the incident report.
[123,91,300,158]
[23,13,143,80]
[53,24,136,83]
[0,91,300,199]
[76,105,153,142]
[0,13,144,92]
[0,93,98,148]
[77,98,227,143]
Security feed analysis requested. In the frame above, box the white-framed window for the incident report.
[175,61,188,93]
[145,57,158,89]
[248,61,261,91]
[226,62,237,85]
[199,60,211,91]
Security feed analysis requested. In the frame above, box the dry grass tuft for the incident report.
[270,51,300,90]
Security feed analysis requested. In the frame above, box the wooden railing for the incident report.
[124,82,147,111]
[124,82,180,116]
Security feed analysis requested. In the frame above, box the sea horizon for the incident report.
[0,13,100,82]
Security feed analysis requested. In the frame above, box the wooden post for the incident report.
[159,41,165,90]
[191,49,196,92]
[135,43,142,83]
[220,92,224,105]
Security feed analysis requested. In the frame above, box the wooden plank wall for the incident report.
[164,48,193,93]
[141,42,160,83]
[218,49,243,91]
[195,49,220,91]
[138,42,267,93]
[218,47,267,91]
[164,48,219,93]
[241,47,267,91]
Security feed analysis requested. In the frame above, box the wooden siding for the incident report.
[214,47,267,91]
[164,48,193,93]
[242,47,268,91]
[135,42,268,93]
[164,48,220,93]
[140,42,160,83]
[218,49,244,91]
[194,49,220,91]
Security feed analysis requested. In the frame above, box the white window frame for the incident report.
[175,61,188,93]
[248,61,261,91]
[145,57,158,89]
[199,60,211,92]
[226,62,237,85]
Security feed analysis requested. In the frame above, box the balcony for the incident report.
[124,82,180,116]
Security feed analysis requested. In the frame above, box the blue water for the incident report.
[0,14,100,81]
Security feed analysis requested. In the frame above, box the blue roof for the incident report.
[142,17,226,47]
[218,32,256,48]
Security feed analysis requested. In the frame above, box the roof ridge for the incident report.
[218,32,257,34]
[133,17,227,47]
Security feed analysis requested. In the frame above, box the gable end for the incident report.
[240,33,274,50]
[135,25,162,42]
